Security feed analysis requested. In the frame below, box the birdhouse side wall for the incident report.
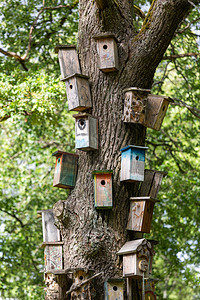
[53,155,62,186]
[89,116,98,150]
[60,154,78,188]
[120,149,131,181]
[141,200,155,233]
[76,77,92,110]
[42,211,61,242]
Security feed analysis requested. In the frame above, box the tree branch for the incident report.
[133,5,145,19]
[0,208,25,228]
[171,99,200,119]
[163,52,200,60]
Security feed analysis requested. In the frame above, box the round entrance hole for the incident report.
[101,180,106,186]
[79,276,84,280]
[113,286,118,291]
[58,158,60,163]
[70,84,73,89]
[136,156,139,160]
[162,105,166,111]
[103,44,108,50]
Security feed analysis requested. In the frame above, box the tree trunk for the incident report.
[50,0,198,299]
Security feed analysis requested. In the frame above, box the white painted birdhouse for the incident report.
[123,87,151,124]
[117,239,157,279]
[94,34,119,72]
[120,145,148,182]
[104,278,124,300]
[73,113,98,151]
[62,73,92,111]
[55,45,81,78]
[38,209,61,242]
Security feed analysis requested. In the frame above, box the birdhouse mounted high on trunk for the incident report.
[38,209,61,242]
[93,170,113,209]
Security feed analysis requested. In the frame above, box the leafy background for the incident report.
[0,0,199,299]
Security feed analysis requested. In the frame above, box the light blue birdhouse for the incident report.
[120,145,148,182]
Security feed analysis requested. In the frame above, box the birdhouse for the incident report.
[138,278,159,300]
[68,269,94,299]
[38,209,61,242]
[144,94,173,131]
[73,113,98,151]
[127,197,159,233]
[52,150,79,189]
[62,73,92,111]
[139,169,167,198]
[117,239,156,279]
[123,88,151,124]
[104,278,124,300]
[93,34,119,72]
[93,171,113,209]
[42,242,64,273]
[120,145,148,182]
[55,45,81,79]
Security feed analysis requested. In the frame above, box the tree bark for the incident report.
[51,0,198,299]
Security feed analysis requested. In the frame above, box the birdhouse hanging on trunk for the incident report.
[73,113,98,151]
[93,34,119,72]
[117,239,157,279]
[42,242,64,273]
[37,209,61,242]
[123,87,151,124]
[138,278,158,300]
[127,197,159,233]
[104,278,124,300]
[55,45,81,79]
[62,73,92,111]
[139,169,167,198]
[93,170,113,209]
[144,94,173,131]
[52,150,79,189]
[120,145,148,182]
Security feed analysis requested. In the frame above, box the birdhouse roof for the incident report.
[92,170,113,175]
[145,169,168,177]
[55,44,76,53]
[147,94,174,103]
[120,145,148,152]
[124,87,151,93]
[61,73,89,82]
[41,241,64,248]
[117,239,147,255]
[52,150,79,158]
[129,197,159,203]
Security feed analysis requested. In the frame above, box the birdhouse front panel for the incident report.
[93,171,113,209]
[139,170,167,198]
[104,279,124,300]
[120,146,148,182]
[123,88,150,124]
[127,197,158,233]
[38,209,61,242]
[74,114,98,151]
[145,94,172,131]
[138,279,158,300]
[122,254,137,278]
[94,35,119,72]
[44,244,63,272]
[55,45,81,78]
[52,151,79,189]
[63,74,92,111]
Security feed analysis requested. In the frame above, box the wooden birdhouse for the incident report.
[42,242,64,273]
[55,45,81,79]
[52,150,79,189]
[93,170,113,209]
[73,113,98,151]
[62,73,92,111]
[69,269,95,299]
[104,278,124,300]
[120,145,148,182]
[117,239,156,279]
[139,169,167,198]
[93,34,119,72]
[127,197,159,233]
[38,209,61,242]
[138,278,159,300]
[144,94,173,131]
[123,88,151,124]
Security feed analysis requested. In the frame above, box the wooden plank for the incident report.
[58,47,81,78]
[44,244,63,272]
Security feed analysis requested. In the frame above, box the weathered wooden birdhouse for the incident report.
[73,113,98,151]
[117,239,156,279]
[52,150,79,189]
[55,45,81,79]
[62,73,92,111]
[93,34,119,72]
[127,197,159,233]
[69,269,95,299]
[93,170,113,209]
[139,169,167,198]
[144,94,173,131]
[104,278,124,300]
[123,87,151,124]
[120,145,148,182]
[38,209,61,242]
[42,242,64,273]
[138,278,158,300]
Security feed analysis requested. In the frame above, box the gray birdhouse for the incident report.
[123,87,151,124]
[38,209,61,242]
[94,34,119,72]
[93,171,113,209]
[120,145,148,182]
[55,45,81,78]
[139,169,167,198]
[62,73,92,111]
[104,279,124,300]
[127,197,159,233]
[117,239,156,279]
[42,242,64,273]
[144,94,173,131]
[52,150,79,189]
[73,113,98,151]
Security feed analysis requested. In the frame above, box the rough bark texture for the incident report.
[51,0,197,299]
